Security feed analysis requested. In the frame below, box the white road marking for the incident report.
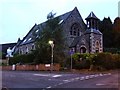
[99,73,103,76]
[89,75,94,78]
[63,80,69,82]
[46,86,52,88]
[52,75,62,77]
[58,83,63,85]
[80,77,85,80]
[94,74,99,77]
[85,76,89,79]
[34,74,49,77]
[96,83,105,86]
[70,78,75,81]
[75,77,80,80]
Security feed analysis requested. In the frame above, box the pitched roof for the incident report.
[85,12,99,20]
[19,24,42,45]
[84,28,102,35]
[18,8,74,46]
[69,36,83,48]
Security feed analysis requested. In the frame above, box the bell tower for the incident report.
[85,12,103,53]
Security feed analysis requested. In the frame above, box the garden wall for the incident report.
[1,64,60,71]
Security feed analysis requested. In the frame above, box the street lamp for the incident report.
[49,40,54,72]
[70,49,75,71]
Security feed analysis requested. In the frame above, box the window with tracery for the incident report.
[70,23,81,36]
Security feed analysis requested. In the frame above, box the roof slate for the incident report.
[84,28,102,35]
[18,9,73,46]
[85,12,99,20]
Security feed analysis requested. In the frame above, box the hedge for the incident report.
[72,53,120,70]
[9,53,35,65]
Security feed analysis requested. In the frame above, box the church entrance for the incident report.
[80,47,86,53]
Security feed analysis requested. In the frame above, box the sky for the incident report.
[0,0,119,44]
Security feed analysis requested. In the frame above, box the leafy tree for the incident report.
[33,12,65,65]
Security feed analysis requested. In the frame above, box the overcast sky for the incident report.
[0,0,119,44]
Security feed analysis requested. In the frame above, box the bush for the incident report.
[94,53,120,70]
[72,52,120,70]
[72,53,95,69]
[9,53,35,65]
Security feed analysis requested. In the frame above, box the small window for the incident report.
[73,31,76,35]
[28,38,32,41]
[23,39,27,43]
[35,29,39,33]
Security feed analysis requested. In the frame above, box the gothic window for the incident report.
[70,23,81,36]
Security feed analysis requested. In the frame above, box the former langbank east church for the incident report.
[14,7,103,55]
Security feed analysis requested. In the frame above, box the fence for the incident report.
[1,64,60,71]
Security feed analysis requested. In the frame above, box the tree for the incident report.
[33,12,65,65]
[99,17,114,48]
[113,17,120,48]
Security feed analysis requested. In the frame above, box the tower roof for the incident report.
[85,12,99,20]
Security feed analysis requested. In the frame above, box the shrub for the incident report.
[72,52,120,70]
[94,53,120,70]
[9,53,35,65]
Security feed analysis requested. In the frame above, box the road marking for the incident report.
[70,78,75,81]
[34,74,49,77]
[52,75,62,77]
[63,80,69,82]
[96,83,105,86]
[75,77,80,80]
[99,73,103,76]
[85,76,89,79]
[80,77,85,80]
[89,75,94,78]
[94,74,99,77]
[46,86,52,88]
[58,83,63,85]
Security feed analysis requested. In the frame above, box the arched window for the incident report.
[70,23,81,36]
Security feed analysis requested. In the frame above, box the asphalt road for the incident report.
[2,71,120,90]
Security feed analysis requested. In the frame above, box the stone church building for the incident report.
[14,7,103,55]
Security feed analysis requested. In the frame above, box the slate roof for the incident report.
[85,12,99,20]
[69,36,83,48]
[84,28,102,35]
[18,8,74,46]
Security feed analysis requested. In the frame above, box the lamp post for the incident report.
[70,49,74,71]
[49,40,54,72]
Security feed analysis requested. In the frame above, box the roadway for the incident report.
[2,70,120,90]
